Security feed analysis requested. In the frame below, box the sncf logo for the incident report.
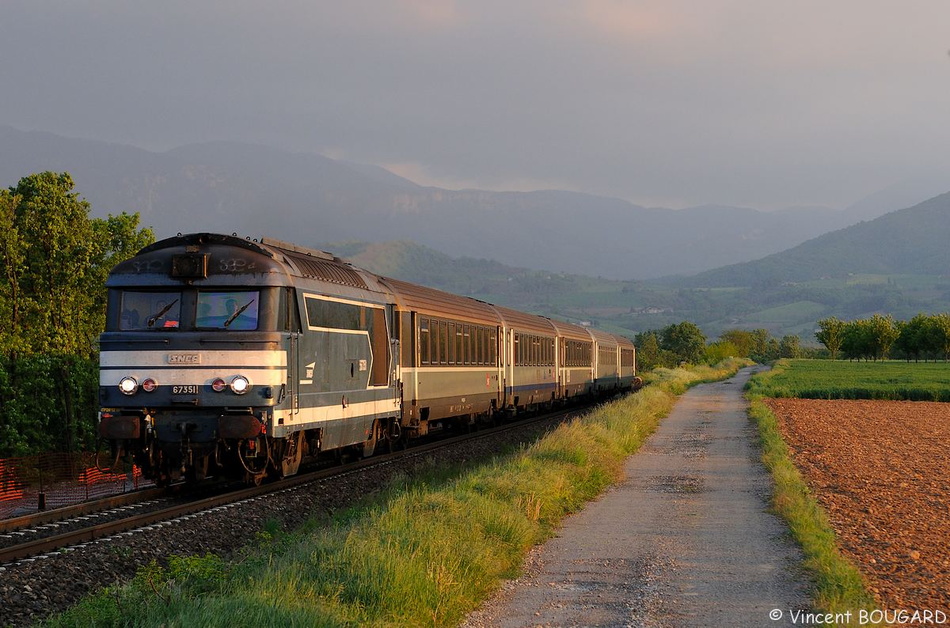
[167,353,201,364]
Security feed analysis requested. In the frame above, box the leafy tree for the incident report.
[705,340,738,364]
[633,330,680,370]
[815,317,846,359]
[748,328,773,362]
[0,172,153,358]
[778,335,801,359]
[841,319,873,360]
[867,314,899,360]
[660,321,706,365]
[718,329,756,358]
[633,331,662,371]
[893,314,931,362]
[0,172,153,455]
[0,190,27,357]
[929,313,950,361]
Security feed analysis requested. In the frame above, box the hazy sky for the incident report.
[2,1,949,209]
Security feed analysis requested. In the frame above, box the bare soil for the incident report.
[766,398,950,612]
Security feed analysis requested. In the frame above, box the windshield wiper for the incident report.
[146,299,179,328]
[224,299,255,328]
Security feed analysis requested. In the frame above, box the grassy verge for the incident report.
[44,359,747,627]
[747,374,879,626]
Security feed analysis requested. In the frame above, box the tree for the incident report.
[893,314,930,362]
[815,317,846,359]
[0,190,26,357]
[660,321,707,365]
[841,319,873,361]
[705,340,738,364]
[929,313,950,361]
[719,329,755,358]
[633,331,662,371]
[748,328,773,362]
[0,172,154,455]
[867,314,899,360]
[778,335,801,359]
[0,172,153,357]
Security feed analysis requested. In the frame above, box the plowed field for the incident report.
[765,399,950,612]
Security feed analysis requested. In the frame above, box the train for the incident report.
[97,233,640,485]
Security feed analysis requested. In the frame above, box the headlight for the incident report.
[230,375,250,395]
[118,377,138,395]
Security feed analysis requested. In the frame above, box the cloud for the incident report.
[3,1,950,210]
[578,1,684,41]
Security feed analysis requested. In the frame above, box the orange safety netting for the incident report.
[0,453,152,519]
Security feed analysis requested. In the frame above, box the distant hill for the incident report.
[841,167,950,224]
[675,192,950,288]
[0,125,880,281]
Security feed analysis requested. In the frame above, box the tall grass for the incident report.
[45,359,747,628]
[747,378,880,626]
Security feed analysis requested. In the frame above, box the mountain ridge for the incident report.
[672,192,950,288]
[0,124,907,281]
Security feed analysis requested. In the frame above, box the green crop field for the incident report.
[748,359,950,401]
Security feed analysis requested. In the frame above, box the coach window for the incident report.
[462,325,470,365]
[476,328,483,365]
[401,312,414,367]
[419,318,430,365]
[439,320,448,365]
[446,322,455,365]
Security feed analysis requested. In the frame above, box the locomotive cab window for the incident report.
[196,291,261,330]
[119,291,182,330]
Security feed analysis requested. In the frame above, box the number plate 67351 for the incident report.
[172,385,199,395]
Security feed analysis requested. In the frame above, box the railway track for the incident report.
[0,406,581,569]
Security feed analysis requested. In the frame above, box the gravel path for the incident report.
[464,367,811,627]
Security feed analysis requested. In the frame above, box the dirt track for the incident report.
[767,398,950,612]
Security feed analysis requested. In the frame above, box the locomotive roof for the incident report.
[107,232,292,287]
[259,236,377,292]
[109,233,389,295]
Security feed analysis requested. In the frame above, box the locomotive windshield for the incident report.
[196,291,260,330]
[114,289,262,331]
[120,291,182,330]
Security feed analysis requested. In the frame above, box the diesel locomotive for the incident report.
[97,233,639,485]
